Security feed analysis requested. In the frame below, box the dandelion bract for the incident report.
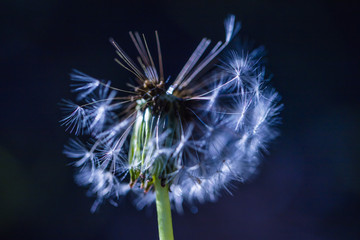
[61,15,282,214]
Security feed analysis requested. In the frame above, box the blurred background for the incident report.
[1,0,359,239]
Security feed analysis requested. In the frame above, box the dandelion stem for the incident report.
[154,177,174,240]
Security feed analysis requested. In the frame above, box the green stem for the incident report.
[154,177,174,240]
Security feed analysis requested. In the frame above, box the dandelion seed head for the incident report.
[61,15,282,213]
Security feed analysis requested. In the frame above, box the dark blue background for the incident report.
[1,0,359,239]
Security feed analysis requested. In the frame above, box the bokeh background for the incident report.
[1,0,359,239]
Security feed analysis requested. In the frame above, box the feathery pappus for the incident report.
[61,15,282,213]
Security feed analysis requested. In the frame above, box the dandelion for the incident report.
[61,15,282,240]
